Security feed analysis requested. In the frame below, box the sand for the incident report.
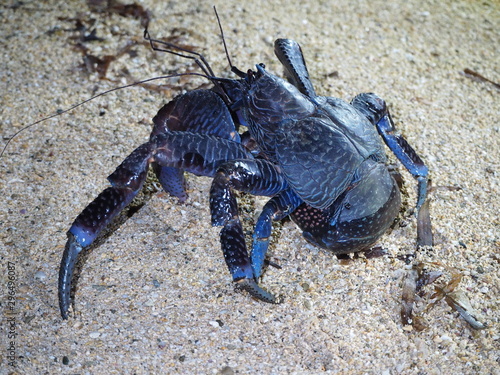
[1,0,498,373]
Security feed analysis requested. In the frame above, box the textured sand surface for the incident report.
[1,0,498,373]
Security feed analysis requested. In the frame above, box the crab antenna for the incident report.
[0,72,211,159]
[213,6,246,78]
[143,29,215,77]
[143,26,232,98]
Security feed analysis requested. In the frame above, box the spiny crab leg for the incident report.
[236,278,281,304]
[58,233,82,319]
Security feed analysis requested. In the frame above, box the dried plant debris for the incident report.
[51,17,104,42]
[87,0,151,28]
[74,39,140,79]
[73,32,203,93]
[363,246,388,259]
[401,262,487,331]
[426,266,487,330]
[401,266,419,326]
[401,262,444,329]
[55,4,208,94]
[461,68,500,89]
[441,290,488,330]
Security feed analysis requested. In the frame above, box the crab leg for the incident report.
[59,141,155,319]
[375,114,428,213]
[150,90,241,202]
[351,93,429,214]
[274,39,317,99]
[210,159,288,303]
[59,132,251,318]
[251,189,302,278]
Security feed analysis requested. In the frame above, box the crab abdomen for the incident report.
[291,160,401,254]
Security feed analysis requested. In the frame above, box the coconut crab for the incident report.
[58,32,429,319]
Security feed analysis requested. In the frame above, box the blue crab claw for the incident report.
[58,232,83,319]
[236,278,282,304]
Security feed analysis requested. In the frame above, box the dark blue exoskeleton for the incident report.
[58,37,429,318]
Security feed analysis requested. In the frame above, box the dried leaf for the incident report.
[401,267,418,326]
[445,291,487,330]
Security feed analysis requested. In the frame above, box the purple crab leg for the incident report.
[252,189,302,278]
[210,159,287,303]
[150,89,240,202]
[274,39,317,99]
[59,141,155,319]
[351,93,429,214]
[59,132,251,319]
[152,164,188,202]
[376,114,428,213]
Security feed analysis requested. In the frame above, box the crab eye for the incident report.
[254,63,267,78]
[245,69,256,83]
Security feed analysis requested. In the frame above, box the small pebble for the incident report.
[219,366,235,375]
[209,320,221,328]
[440,335,452,343]
[34,270,47,281]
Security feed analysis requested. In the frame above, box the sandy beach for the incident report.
[1,0,498,373]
